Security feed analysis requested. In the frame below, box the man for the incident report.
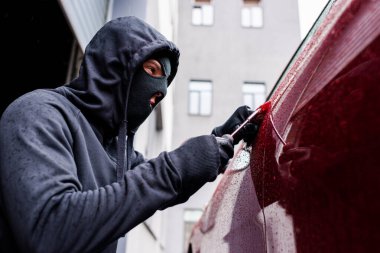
[0,16,257,253]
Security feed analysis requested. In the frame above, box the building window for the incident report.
[192,0,214,26]
[183,209,203,253]
[241,0,263,28]
[189,80,212,116]
[242,82,266,110]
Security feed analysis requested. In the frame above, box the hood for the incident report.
[60,16,180,141]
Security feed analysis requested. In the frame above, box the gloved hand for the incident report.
[212,105,259,145]
[215,134,234,173]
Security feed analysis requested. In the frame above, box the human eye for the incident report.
[143,60,163,77]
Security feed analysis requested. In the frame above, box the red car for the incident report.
[188,0,380,252]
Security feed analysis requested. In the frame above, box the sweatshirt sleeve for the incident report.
[0,97,220,253]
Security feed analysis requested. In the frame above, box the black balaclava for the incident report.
[127,56,171,133]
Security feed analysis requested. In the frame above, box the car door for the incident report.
[254,0,380,252]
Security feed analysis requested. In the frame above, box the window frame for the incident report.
[188,79,213,116]
[242,81,266,110]
[192,0,214,26]
[241,0,264,29]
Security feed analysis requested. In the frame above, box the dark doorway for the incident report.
[1,1,75,115]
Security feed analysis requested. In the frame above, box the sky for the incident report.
[297,0,329,39]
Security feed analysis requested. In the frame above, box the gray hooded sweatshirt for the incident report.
[0,16,221,253]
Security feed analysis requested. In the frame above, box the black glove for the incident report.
[232,122,258,145]
[212,105,259,145]
[215,134,234,173]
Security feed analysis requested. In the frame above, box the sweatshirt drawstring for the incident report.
[116,120,127,182]
[116,70,133,182]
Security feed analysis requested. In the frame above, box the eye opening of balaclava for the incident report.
[127,56,172,133]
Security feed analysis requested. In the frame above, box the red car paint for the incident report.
[188,0,380,252]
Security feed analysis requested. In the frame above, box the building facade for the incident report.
[163,0,301,252]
